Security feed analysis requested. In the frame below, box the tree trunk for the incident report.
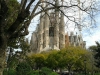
[0,49,6,75]
[68,66,71,75]
[0,36,7,75]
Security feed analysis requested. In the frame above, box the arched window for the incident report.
[49,27,54,37]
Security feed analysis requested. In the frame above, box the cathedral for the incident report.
[30,0,86,53]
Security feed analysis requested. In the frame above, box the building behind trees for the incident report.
[30,0,86,53]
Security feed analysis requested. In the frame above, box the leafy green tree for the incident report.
[46,50,59,70]
[3,68,16,75]
[34,54,46,70]
[7,37,29,69]
[27,47,92,75]
[27,67,59,75]
[7,37,30,69]
[40,67,59,75]
[88,43,100,73]
[16,62,32,75]
[88,45,97,74]
[0,0,20,74]
[27,53,46,70]
[89,45,97,52]
[59,46,88,75]
[26,55,35,69]
[91,42,100,68]
[18,37,30,59]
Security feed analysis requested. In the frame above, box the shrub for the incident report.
[3,69,8,75]
[3,68,16,75]
[41,67,52,75]
[48,72,59,75]
[27,70,39,75]
[16,62,32,75]
[40,67,58,75]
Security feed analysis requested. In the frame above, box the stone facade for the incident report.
[30,0,86,53]
[30,0,65,53]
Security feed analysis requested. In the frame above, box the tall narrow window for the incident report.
[49,27,54,37]
[69,36,71,42]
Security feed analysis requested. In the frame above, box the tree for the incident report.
[26,54,36,69]
[88,45,97,70]
[34,54,46,70]
[26,47,95,75]
[18,37,30,60]
[59,46,88,75]
[0,0,98,74]
[27,53,46,70]
[16,62,32,75]
[92,42,100,68]
[88,44,100,74]
[7,37,30,69]
[45,50,59,70]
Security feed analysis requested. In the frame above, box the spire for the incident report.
[77,0,82,31]
[41,0,45,7]
[59,0,65,49]
[40,0,45,16]
[55,0,59,8]
[54,0,59,48]
[61,0,64,5]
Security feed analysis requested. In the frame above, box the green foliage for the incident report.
[40,67,58,75]
[16,62,32,75]
[48,72,59,75]
[27,70,39,75]
[95,42,100,67]
[26,56,35,69]
[27,53,46,69]
[27,47,89,72]
[3,68,16,75]
[27,67,58,75]
[34,54,45,67]
[89,45,97,52]
[46,50,59,69]
[41,67,52,74]
[6,0,19,30]
[94,73,100,75]
[59,46,88,71]
[7,37,30,69]
[3,69,8,75]
[89,42,100,68]
[76,73,100,75]
[3,67,58,75]
[7,57,19,69]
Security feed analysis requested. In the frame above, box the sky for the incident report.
[25,0,100,49]
[82,13,100,48]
